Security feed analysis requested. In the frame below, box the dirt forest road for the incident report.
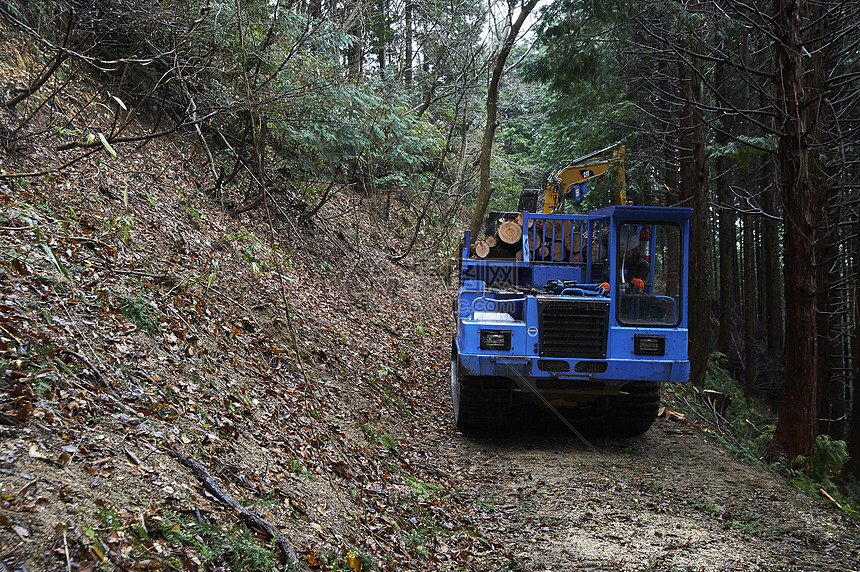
[422,413,860,572]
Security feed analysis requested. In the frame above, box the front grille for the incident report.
[538,300,609,358]
[574,361,608,373]
[537,359,570,372]
[536,379,606,391]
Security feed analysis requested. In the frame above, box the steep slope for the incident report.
[0,113,516,570]
[0,35,503,569]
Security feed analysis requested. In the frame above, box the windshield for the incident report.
[616,222,682,326]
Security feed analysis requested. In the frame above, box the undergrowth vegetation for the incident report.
[668,353,860,521]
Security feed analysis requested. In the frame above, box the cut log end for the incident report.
[498,220,523,245]
[532,244,550,260]
[474,240,490,258]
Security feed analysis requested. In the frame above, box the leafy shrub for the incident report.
[790,435,857,520]
[159,511,279,571]
[807,434,849,482]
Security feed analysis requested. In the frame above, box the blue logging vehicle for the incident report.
[452,205,692,436]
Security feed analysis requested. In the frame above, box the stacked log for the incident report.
[497,220,523,245]
[533,244,550,259]
[470,215,524,259]
[473,240,491,258]
[470,213,594,263]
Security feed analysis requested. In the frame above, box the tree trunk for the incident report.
[817,199,839,437]
[743,206,756,394]
[764,0,824,463]
[763,162,784,355]
[678,52,710,387]
[848,222,860,478]
[467,0,539,240]
[376,0,388,81]
[740,36,756,395]
[715,60,736,357]
[347,27,363,80]
[716,175,737,358]
[342,0,365,81]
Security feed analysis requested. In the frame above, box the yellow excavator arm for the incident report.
[541,144,627,213]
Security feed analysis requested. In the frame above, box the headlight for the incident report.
[634,335,665,356]
[480,329,511,351]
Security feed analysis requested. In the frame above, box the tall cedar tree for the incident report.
[677,12,710,388]
[763,0,824,462]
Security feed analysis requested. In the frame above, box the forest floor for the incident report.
[2,26,860,572]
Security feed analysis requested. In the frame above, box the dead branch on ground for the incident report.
[167,448,304,567]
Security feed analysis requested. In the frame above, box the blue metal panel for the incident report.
[458,290,526,319]
[459,322,528,356]
[608,327,688,359]
[532,264,584,284]
[599,359,689,383]
[458,353,531,378]
[460,260,528,287]
[524,296,540,355]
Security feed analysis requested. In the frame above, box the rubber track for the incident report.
[455,376,513,435]
[604,380,662,437]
